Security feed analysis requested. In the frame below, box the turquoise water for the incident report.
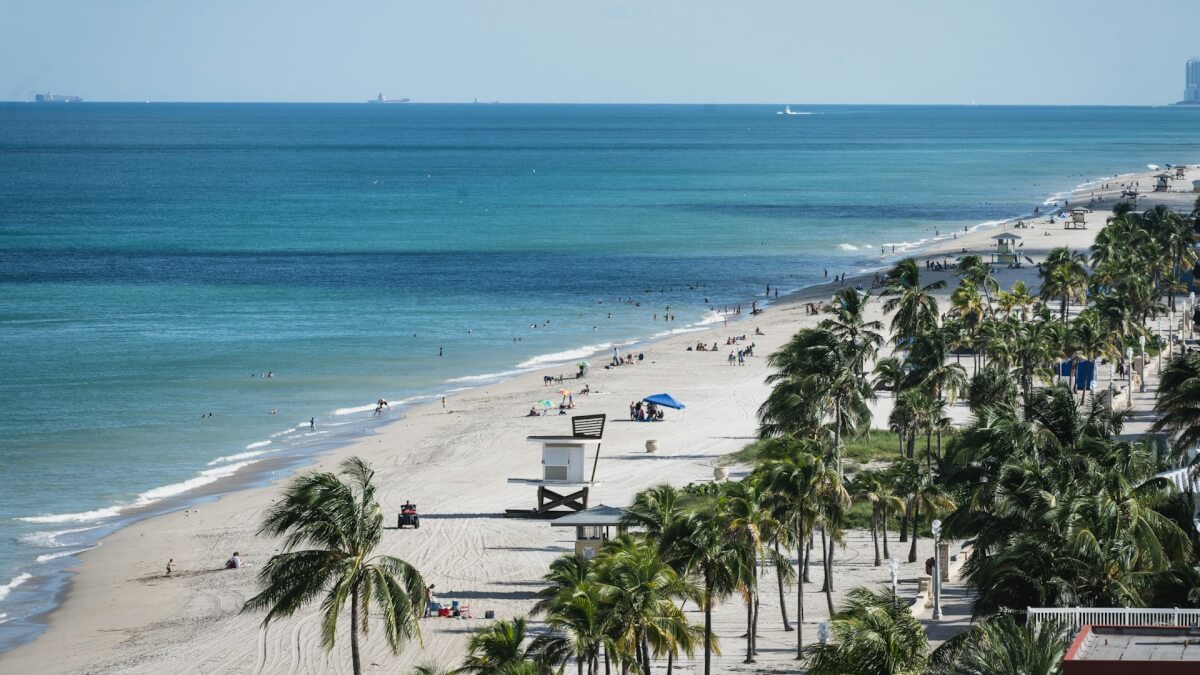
[1,103,1198,648]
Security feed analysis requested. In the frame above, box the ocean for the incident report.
[1,102,1198,649]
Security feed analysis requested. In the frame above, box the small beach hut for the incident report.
[1155,173,1171,192]
[550,504,628,558]
[990,233,1022,265]
[1067,207,1090,230]
[1192,180,1200,194]
[1175,166,1187,179]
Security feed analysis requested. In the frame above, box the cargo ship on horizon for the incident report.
[35,92,82,103]
[367,93,409,104]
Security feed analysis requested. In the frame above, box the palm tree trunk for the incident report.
[871,505,881,566]
[907,499,920,563]
[900,499,911,543]
[803,533,813,583]
[666,651,672,675]
[822,530,834,616]
[703,573,713,675]
[882,510,891,559]
[774,539,793,631]
[641,633,651,675]
[579,656,585,675]
[743,593,755,664]
[350,583,362,675]
[795,524,805,660]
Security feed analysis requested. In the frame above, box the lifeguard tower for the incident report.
[550,504,628,558]
[506,414,605,519]
[990,233,1021,266]
[1067,207,1090,230]
[1155,173,1170,192]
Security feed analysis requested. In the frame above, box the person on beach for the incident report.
[309,418,315,430]
[424,584,436,618]
[165,558,173,577]
[225,552,242,569]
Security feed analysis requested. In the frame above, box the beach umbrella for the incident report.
[643,393,685,410]
[578,361,589,367]
[539,399,555,408]
[559,389,573,396]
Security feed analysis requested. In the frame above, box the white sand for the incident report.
[2,169,1193,674]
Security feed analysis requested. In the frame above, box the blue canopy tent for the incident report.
[643,393,685,410]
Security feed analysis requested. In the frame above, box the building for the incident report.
[1063,625,1200,674]
[1182,59,1200,104]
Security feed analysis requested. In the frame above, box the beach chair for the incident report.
[458,602,473,618]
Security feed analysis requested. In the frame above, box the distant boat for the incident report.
[776,105,808,116]
[368,93,409,104]
[35,92,82,103]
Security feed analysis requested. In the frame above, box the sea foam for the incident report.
[517,343,613,369]
[0,574,31,602]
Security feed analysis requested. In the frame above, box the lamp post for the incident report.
[1139,335,1147,393]
[931,519,943,620]
[1190,292,1196,339]
[888,558,899,596]
[1126,346,1134,405]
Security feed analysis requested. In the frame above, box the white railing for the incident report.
[1156,466,1200,494]
[1028,607,1200,630]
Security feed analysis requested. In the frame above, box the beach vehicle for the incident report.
[777,105,807,116]
[397,502,420,529]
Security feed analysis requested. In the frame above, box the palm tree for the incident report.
[803,587,929,675]
[461,617,547,675]
[850,471,904,567]
[242,457,425,675]
[754,440,838,659]
[957,255,998,313]
[1039,247,1089,323]
[882,258,945,347]
[537,584,608,675]
[931,615,1068,675]
[720,479,781,663]
[821,286,885,374]
[1152,352,1200,461]
[966,367,1017,412]
[890,459,955,563]
[592,536,700,675]
[660,511,738,675]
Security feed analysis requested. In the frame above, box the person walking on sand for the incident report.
[424,584,436,618]
[165,558,173,577]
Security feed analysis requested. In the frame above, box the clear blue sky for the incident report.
[3,0,1198,105]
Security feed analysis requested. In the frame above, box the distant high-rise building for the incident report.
[1185,58,1200,103]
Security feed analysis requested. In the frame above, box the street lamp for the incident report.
[931,519,943,620]
[1126,346,1134,405]
[888,558,900,596]
[1139,335,1147,393]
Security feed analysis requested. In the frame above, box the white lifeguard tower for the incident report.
[1155,173,1171,192]
[991,233,1022,265]
[1067,207,1090,230]
[550,504,629,558]
[506,414,606,518]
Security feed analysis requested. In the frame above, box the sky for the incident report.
[3,0,1199,105]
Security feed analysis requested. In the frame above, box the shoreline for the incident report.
[0,164,1191,669]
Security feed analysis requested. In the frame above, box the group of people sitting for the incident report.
[629,400,664,421]
[608,353,644,368]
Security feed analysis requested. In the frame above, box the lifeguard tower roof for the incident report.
[550,504,628,528]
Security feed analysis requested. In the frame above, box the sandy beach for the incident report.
[2,167,1195,674]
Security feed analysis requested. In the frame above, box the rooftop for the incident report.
[1068,625,1200,662]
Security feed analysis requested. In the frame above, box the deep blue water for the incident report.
[1,102,1199,649]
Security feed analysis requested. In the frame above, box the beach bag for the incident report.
[485,610,495,619]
